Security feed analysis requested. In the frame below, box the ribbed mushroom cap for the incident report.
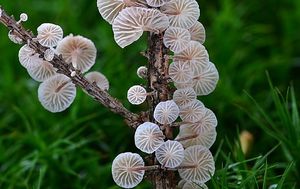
[85,71,109,91]
[134,122,165,154]
[56,34,97,73]
[173,41,209,77]
[27,60,57,82]
[153,100,179,124]
[97,0,147,24]
[173,88,197,107]
[155,140,184,168]
[146,0,171,7]
[137,66,148,79]
[183,182,208,189]
[37,23,63,48]
[161,0,200,29]
[193,62,219,96]
[189,21,206,44]
[44,48,55,61]
[112,152,145,188]
[18,45,41,69]
[38,74,76,113]
[174,82,194,90]
[163,27,191,53]
[127,85,147,105]
[168,60,193,84]
[179,100,205,123]
[178,145,215,183]
[113,7,169,48]
[177,179,187,188]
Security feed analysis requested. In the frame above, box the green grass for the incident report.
[0,0,300,188]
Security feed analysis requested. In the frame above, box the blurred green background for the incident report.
[0,0,300,188]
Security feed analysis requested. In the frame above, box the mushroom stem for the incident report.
[55,79,72,93]
[175,134,198,142]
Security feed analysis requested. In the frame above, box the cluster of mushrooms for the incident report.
[15,16,109,113]
[97,0,219,188]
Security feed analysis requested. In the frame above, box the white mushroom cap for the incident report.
[174,82,194,90]
[161,0,200,29]
[179,100,205,123]
[56,34,97,73]
[18,44,41,69]
[177,179,187,188]
[134,122,165,154]
[163,27,191,53]
[85,71,109,91]
[112,152,145,188]
[97,0,147,24]
[37,23,63,47]
[178,145,215,183]
[44,48,55,61]
[189,21,206,44]
[193,62,219,96]
[145,0,171,7]
[113,7,169,48]
[137,66,148,79]
[155,140,184,168]
[183,182,208,189]
[153,100,179,124]
[168,61,193,84]
[38,74,76,113]
[174,41,209,77]
[173,88,197,107]
[127,85,147,105]
[27,60,57,82]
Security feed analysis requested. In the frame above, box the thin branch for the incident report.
[0,6,143,128]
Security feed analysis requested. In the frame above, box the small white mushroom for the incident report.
[168,61,193,84]
[17,13,28,24]
[179,100,205,123]
[177,179,187,188]
[163,27,191,53]
[44,48,55,61]
[127,85,147,105]
[188,21,206,44]
[18,44,40,69]
[161,0,200,29]
[155,140,184,168]
[178,145,215,183]
[112,152,145,188]
[8,30,23,44]
[38,74,76,113]
[56,34,97,73]
[183,182,208,189]
[137,66,148,79]
[145,0,171,7]
[134,122,165,154]
[85,71,109,91]
[37,23,63,48]
[174,82,194,90]
[153,100,179,124]
[173,88,197,107]
[27,60,57,82]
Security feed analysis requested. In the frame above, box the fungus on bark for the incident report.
[188,21,206,44]
[183,182,208,189]
[179,99,205,123]
[137,66,148,79]
[85,71,109,91]
[153,100,179,124]
[127,85,147,105]
[37,23,63,48]
[27,59,57,82]
[173,88,197,107]
[163,27,191,53]
[168,60,193,84]
[155,140,184,168]
[18,44,40,69]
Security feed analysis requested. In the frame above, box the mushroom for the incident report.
[160,0,200,29]
[168,60,193,84]
[179,99,205,123]
[155,140,184,168]
[38,74,76,113]
[27,59,57,82]
[112,152,145,188]
[16,13,28,24]
[18,44,41,69]
[177,179,187,188]
[112,7,169,48]
[134,122,165,154]
[188,21,206,44]
[8,30,23,44]
[85,71,109,91]
[172,88,197,107]
[44,48,55,61]
[163,27,191,53]
[137,66,148,79]
[178,145,215,183]
[193,62,219,96]
[127,85,147,105]
[37,23,63,48]
[183,182,208,189]
[153,100,179,124]
[174,82,194,90]
[56,34,97,73]
[145,0,171,7]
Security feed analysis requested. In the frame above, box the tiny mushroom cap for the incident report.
[174,82,194,90]
[161,0,200,29]
[112,152,145,188]
[56,34,97,73]
[179,99,206,123]
[189,21,206,44]
[173,88,197,107]
[178,145,215,183]
[183,182,208,189]
[155,140,184,168]
[137,66,148,79]
[38,74,76,113]
[173,41,209,77]
[19,13,28,22]
[193,62,219,96]
[85,71,109,91]
[153,100,180,124]
[112,7,169,48]
[145,0,171,7]
[127,85,147,105]
[168,60,193,84]
[37,23,63,48]
[134,122,165,154]
[18,44,41,69]
[27,59,57,82]
[8,30,23,44]
[44,48,55,61]
[163,27,191,53]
